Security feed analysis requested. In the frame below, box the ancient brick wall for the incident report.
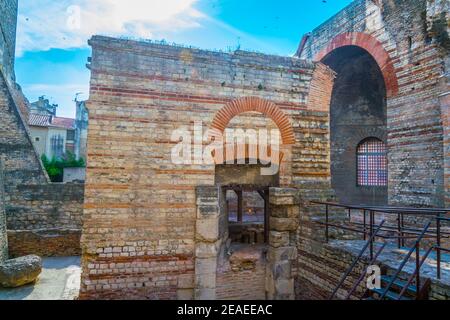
[4,182,84,257]
[6,183,84,230]
[0,73,45,187]
[0,0,17,83]
[216,255,266,300]
[299,0,450,207]
[81,36,334,299]
[0,161,7,263]
[7,229,81,258]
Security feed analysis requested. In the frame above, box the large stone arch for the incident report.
[210,97,296,145]
[314,32,399,98]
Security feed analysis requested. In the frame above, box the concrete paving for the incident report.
[0,256,80,300]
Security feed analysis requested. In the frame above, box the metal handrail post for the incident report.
[401,213,405,247]
[363,210,367,241]
[325,204,329,243]
[415,243,420,296]
[370,211,374,260]
[397,246,434,300]
[436,213,441,279]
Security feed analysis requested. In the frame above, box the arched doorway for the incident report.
[211,97,292,249]
[320,44,388,205]
[195,97,295,300]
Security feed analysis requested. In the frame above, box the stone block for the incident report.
[177,289,194,300]
[265,266,275,299]
[269,188,301,206]
[178,274,195,289]
[195,288,216,300]
[270,217,298,232]
[196,186,219,205]
[268,246,297,262]
[196,218,219,242]
[195,273,216,289]
[195,242,220,259]
[197,205,220,219]
[272,261,292,280]
[269,231,290,248]
[0,255,42,288]
[275,279,294,296]
[195,257,217,275]
[270,206,300,219]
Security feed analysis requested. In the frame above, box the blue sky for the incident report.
[15,0,353,118]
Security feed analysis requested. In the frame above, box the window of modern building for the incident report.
[66,130,75,141]
[357,138,387,187]
[51,134,64,159]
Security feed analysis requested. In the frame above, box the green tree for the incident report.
[41,152,85,182]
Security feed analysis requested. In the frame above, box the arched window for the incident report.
[357,138,387,187]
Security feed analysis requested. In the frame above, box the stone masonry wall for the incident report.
[0,0,17,83]
[6,183,84,231]
[0,161,7,263]
[7,229,82,258]
[0,44,84,257]
[5,182,84,257]
[216,258,266,300]
[266,188,301,300]
[299,0,450,207]
[80,36,334,299]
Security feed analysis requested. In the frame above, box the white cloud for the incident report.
[16,0,205,55]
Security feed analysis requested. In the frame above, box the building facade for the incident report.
[75,100,89,161]
[29,96,58,116]
[28,113,76,160]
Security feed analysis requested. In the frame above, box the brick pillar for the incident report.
[266,188,300,300]
[194,186,221,300]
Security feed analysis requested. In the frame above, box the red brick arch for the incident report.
[210,97,296,145]
[314,32,399,97]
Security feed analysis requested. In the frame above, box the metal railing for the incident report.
[329,220,386,300]
[379,221,431,300]
[311,201,449,279]
[311,201,450,300]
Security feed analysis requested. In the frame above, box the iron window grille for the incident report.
[357,138,387,187]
